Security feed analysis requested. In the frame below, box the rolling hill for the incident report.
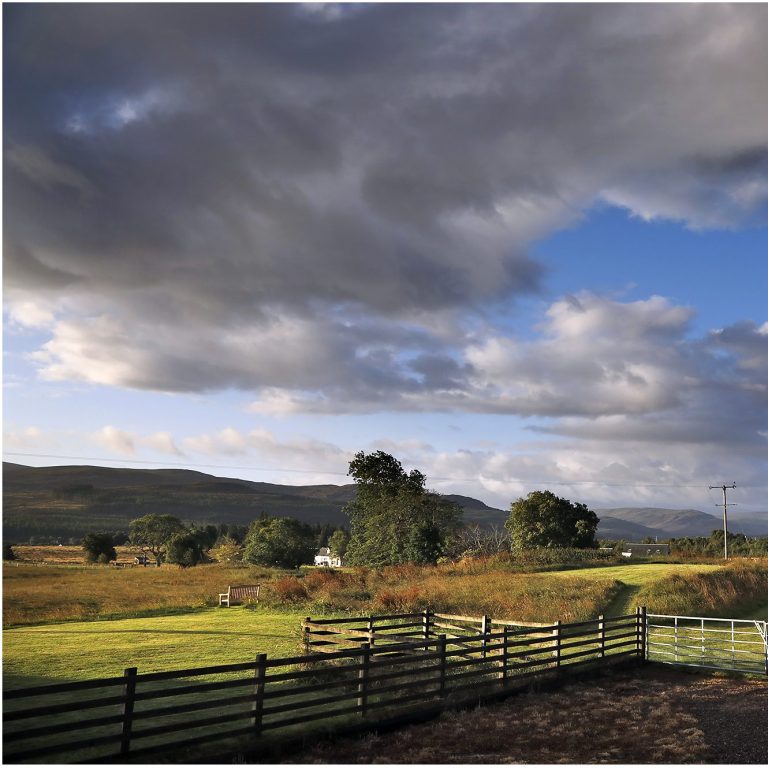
[5,463,767,542]
[1,462,507,541]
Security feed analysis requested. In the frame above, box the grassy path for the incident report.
[546,564,721,617]
[3,607,307,688]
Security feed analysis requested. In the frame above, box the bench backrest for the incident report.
[229,585,260,599]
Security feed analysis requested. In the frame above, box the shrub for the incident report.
[271,577,309,603]
[372,585,426,613]
[303,568,341,592]
[82,533,117,564]
[165,531,209,567]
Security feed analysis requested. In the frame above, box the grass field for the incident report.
[3,607,307,689]
[5,557,766,693]
[546,563,722,616]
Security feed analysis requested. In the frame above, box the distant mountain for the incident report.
[596,506,768,540]
[6,463,766,542]
[596,516,665,542]
[1,463,502,541]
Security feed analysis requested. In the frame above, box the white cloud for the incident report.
[6,300,56,330]
[3,425,49,452]
[183,426,352,473]
[92,426,136,456]
[141,432,185,457]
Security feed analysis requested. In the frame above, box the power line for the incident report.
[4,450,764,490]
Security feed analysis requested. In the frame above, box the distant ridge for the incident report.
[1,462,506,540]
[4,463,767,541]
[596,506,768,539]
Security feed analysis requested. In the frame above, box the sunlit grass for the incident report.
[634,561,768,617]
[3,607,307,687]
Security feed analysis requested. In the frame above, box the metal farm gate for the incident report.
[646,613,768,675]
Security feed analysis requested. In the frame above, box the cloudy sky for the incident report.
[4,3,768,515]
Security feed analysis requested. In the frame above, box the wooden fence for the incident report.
[3,609,645,764]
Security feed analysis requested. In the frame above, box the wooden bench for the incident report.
[219,585,261,607]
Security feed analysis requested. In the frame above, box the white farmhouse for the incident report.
[314,547,342,567]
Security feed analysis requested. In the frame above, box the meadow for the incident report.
[3,608,306,688]
[5,550,768,692]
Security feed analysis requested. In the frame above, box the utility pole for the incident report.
[708,483,736,560]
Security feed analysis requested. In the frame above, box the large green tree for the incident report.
[343,451,461,567]
[242,516,316,568]
[505,491,599,550]
[129,514,186,558]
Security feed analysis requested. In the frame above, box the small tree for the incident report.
[505,490,599,550]
[129,514,186,559]
[242,516,316,569]
[82,533,117,564]
[327,529,350,560]
[210,536,243,564]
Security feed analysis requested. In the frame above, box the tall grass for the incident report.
[5,559,622,627]
[261,565,621,622]
[3,562,278,626]
[635,561,768,617]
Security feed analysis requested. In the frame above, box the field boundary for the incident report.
[3,609,645,763]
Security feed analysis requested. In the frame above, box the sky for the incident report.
[3,3,768,516]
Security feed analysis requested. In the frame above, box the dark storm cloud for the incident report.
[4,3,768,408]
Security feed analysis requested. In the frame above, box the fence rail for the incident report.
[3,609,644,763]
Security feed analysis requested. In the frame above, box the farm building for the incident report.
[314,547,342,567]
[621,542,670,558]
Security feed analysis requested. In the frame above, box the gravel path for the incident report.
[284,667,768,764]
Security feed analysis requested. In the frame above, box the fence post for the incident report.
[303,617,311,654]
[763,621,768,676]
[120,666,137,756]
[598,615,606,659]
[423,608,431,651]
[357,643,370,717]
[252,653,267,733]
[674,616,678,662]
[481,615,490,659]
[367,617,375,651]
[763,621,768,675]
[500,625,509,682]
[438,634,447,696]
[636,607,647,662]
[552,621,562,669]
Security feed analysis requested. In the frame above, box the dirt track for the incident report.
[287,667,768,764]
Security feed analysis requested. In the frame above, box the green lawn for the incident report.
[546,563,722,616]
[3,607,308,689]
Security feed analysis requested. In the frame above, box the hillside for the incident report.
[2,463,505,541]
[596,506,768,539]
[6,463,767,542]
